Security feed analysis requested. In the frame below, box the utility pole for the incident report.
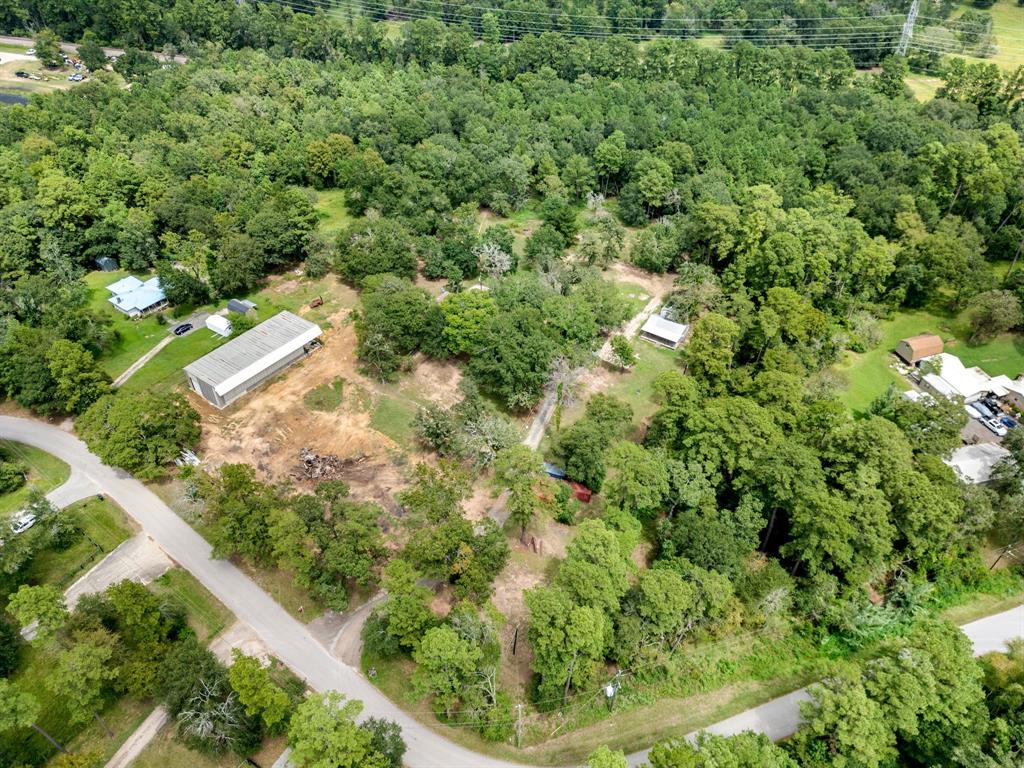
[515,703,524,748]
[896,0,920,56]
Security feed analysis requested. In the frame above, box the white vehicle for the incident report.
[983,418,1009,437]
[25,48,35,55]
[965,404,981,419]
[9,512,37,535]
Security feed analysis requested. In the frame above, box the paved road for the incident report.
[0,35,188,63]
[0,416,527,768]
[3,416,1022,768]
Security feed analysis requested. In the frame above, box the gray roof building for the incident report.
[184,311,322,408]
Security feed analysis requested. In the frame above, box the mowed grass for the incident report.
[84,270,173,377]
[370,394,420,444]
[0,441,70,518]
[904,72,943,101]
[307,187,353,235]
[304,376,346,412]
[836,305,1024,414]
[943,0,1024,70]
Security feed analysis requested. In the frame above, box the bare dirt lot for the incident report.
[194,305,462,507]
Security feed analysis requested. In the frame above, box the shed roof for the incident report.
[641,315,688,344]
[227,299,257,313]
[184,311,321,397]
[107,275,144,295]
[944,443,1011,484]
[899,334,944,360]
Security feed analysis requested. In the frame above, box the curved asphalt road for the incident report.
[2,416,1022,768]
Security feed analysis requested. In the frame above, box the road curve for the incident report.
[2,415,1022,768]
[0,416,526,768]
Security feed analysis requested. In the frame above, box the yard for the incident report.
[836,307,1024,414]
[940,0,1024,70]
[0,441,70,518]
[16,497,133,596]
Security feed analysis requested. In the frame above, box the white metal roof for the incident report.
[107,275,144,295]
[108,277,165,313]
[944,443,1011,484]
[640,315,688,344]
[185,311,321,397]
[922,353,1005,401]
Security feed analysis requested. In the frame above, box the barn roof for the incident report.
[184,311,321,397]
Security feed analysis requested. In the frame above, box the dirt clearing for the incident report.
[195,307,461,507]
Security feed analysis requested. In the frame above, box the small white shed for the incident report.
[206,315,233,337]
[640,315,689,349]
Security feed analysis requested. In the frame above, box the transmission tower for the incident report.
[895,0,919,56]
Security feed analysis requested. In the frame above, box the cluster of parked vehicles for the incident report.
[966,396,1018,437]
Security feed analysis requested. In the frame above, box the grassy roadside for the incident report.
[0,441,70,517]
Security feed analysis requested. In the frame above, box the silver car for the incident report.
[10,512,37,534]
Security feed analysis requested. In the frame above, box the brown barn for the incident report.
[895,334,944,364]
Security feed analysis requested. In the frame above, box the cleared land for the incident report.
[836,305,1024,413]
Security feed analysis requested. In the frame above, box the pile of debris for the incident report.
[293,448,365,481]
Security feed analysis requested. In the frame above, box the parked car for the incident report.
[1001,415,1018,430]
[14,70,28,78]
[965,404,981,420]
[971,402,996,420]
[67,73,83,82]
[9,512,36,535]
[173,323,193,336]
[981,396,1002,412]
[25,48,35,55]
[983,418,1009,437]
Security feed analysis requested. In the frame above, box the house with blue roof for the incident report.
[107,276,168,319]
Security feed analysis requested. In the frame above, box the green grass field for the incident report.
[370,394,420,444]
[0,441,70,518]
[308,187,353,235]
[84,270,174,377]
[942,0,1024,70]
[836,305,1024,413]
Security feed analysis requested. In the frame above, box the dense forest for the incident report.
[1,3,1024,767]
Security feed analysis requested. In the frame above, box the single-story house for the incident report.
[107,276,167,318]
[184,311,322,409]
[227,299,257,315]
[895,334,944,364]
[944,443,1011,484]
[640,315,689,349]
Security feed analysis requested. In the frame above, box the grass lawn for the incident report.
[149,568,233,644]
[304,376,346,412]
[941,0,1024,70]
[904,72,942,101]
[0,42,29,53]
[0,441,70,518]
[836,305,1024,414]
[370,394,420,444]
[306,187,352,235]
[117,328,229,394]
[84,270,174,377]
[18,497,133,594]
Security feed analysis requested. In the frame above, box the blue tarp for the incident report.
[542,462,567,479]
